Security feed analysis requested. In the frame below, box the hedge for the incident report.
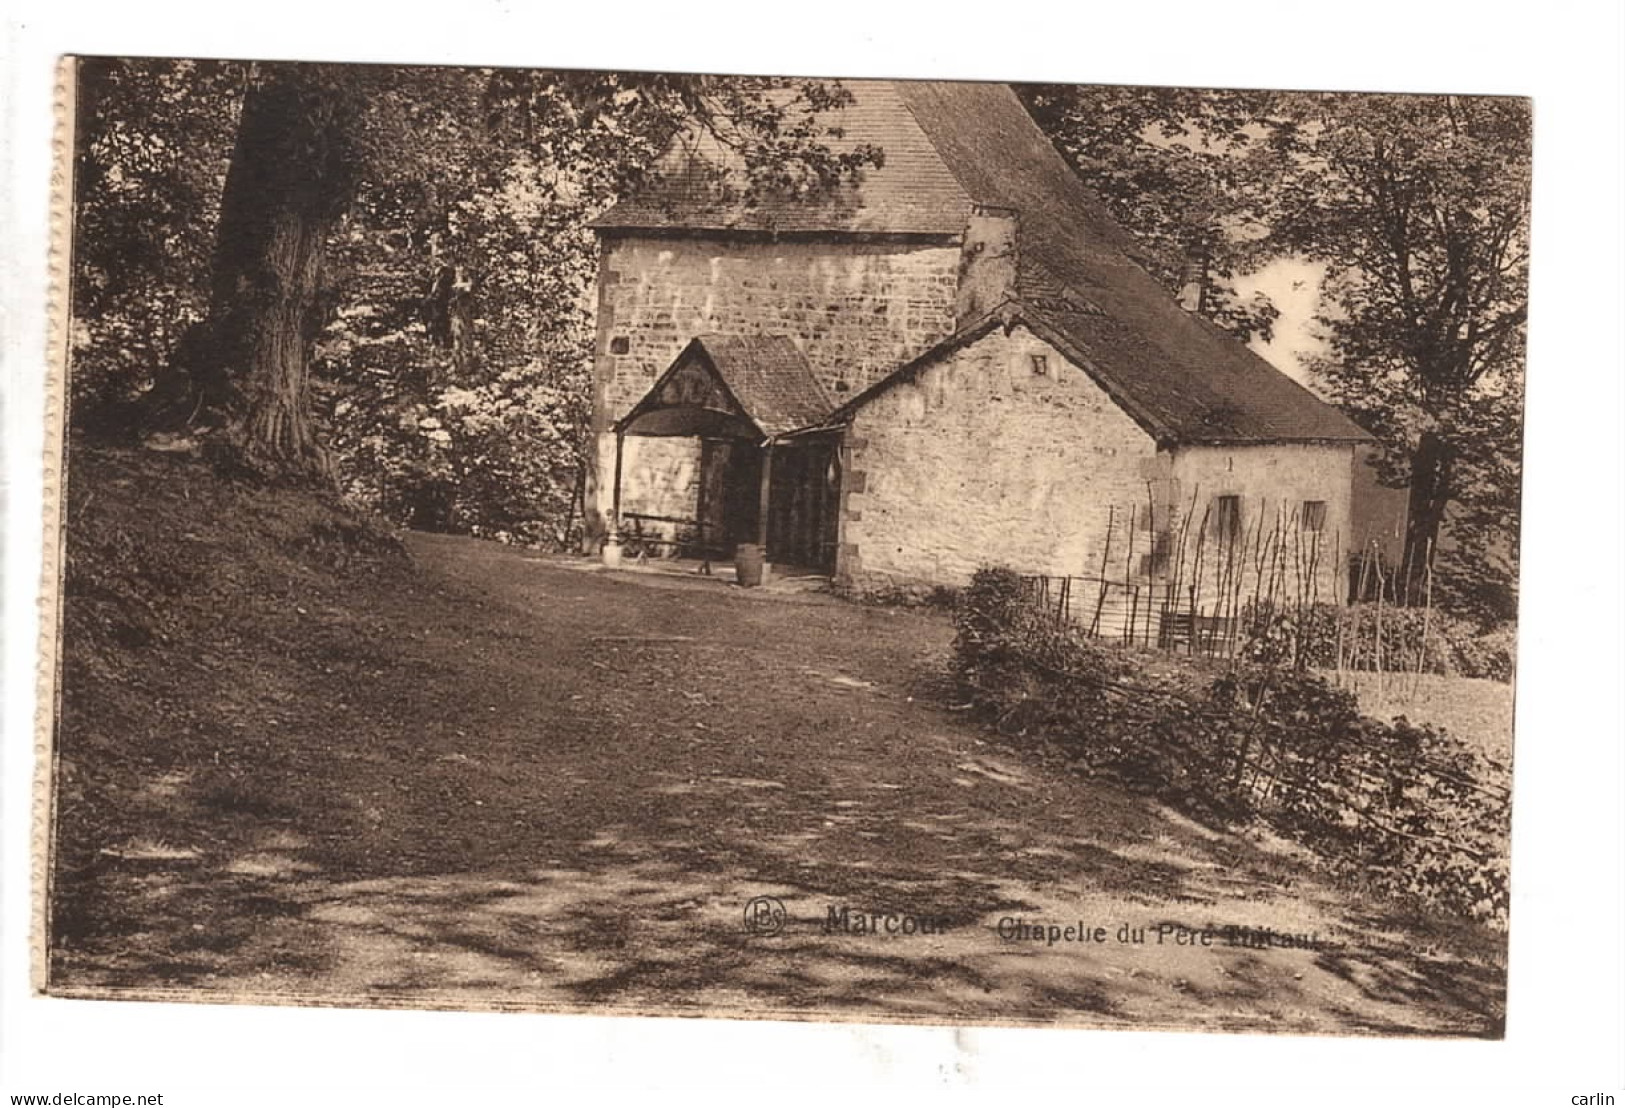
[955,567,1511,927]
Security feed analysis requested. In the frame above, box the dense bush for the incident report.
[954,566,1131,736]
[1448,621,1516,683]
[957,567,1511,926]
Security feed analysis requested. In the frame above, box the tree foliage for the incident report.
[1258,93,1531,618]
[71,61,879,532]
[69,58,243,427]
[1016,83,1283,342]
[1018,85,1530,620]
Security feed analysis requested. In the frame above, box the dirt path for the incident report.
[52,531,1505,1034]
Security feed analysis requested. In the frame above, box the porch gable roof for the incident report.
[616,334,834,440]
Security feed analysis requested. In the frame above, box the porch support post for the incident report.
[695,439,710,554]
[757,440,774,552]
[611,428,625,532]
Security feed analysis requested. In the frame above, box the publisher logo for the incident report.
[743,896,787,936]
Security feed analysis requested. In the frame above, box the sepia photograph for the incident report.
[39,56,1532,1040]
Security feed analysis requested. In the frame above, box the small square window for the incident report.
[1302,500,1327,532]
[1141,530,1173,577]
[1029,354,1049,376]
[1213,495,1243,543]
[609,335,630,355]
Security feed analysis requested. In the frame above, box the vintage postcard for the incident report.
[39,57,1528,1038]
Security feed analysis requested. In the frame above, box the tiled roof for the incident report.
[589,81,971,236]
[1021,305,1373,444]
[828,303,1373,445]
[891,82,1157,277]
[599,79,1372,446]
[890,81,1371,444]
[689,334,833,438]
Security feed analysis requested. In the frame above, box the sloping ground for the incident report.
[1344,672,1515,768]
[47,447,1506,1034]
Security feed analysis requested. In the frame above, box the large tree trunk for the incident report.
[215,187,330,477]
[1401,428,1455,600]
[164,63,353,482]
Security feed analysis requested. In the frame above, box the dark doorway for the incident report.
[767,438,841,571]
[699,436,841,572]
[716,441,762,550]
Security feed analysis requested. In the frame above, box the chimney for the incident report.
[955,206,1020,326]
[1177,251,1208,314]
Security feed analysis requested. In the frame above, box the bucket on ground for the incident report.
[735,542,765,587]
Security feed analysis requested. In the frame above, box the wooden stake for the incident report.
[1373,554,1386,705]
[1122,505,1137,643]
[1090,507,1116,637]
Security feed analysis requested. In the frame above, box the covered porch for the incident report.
[608,334,842,578]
